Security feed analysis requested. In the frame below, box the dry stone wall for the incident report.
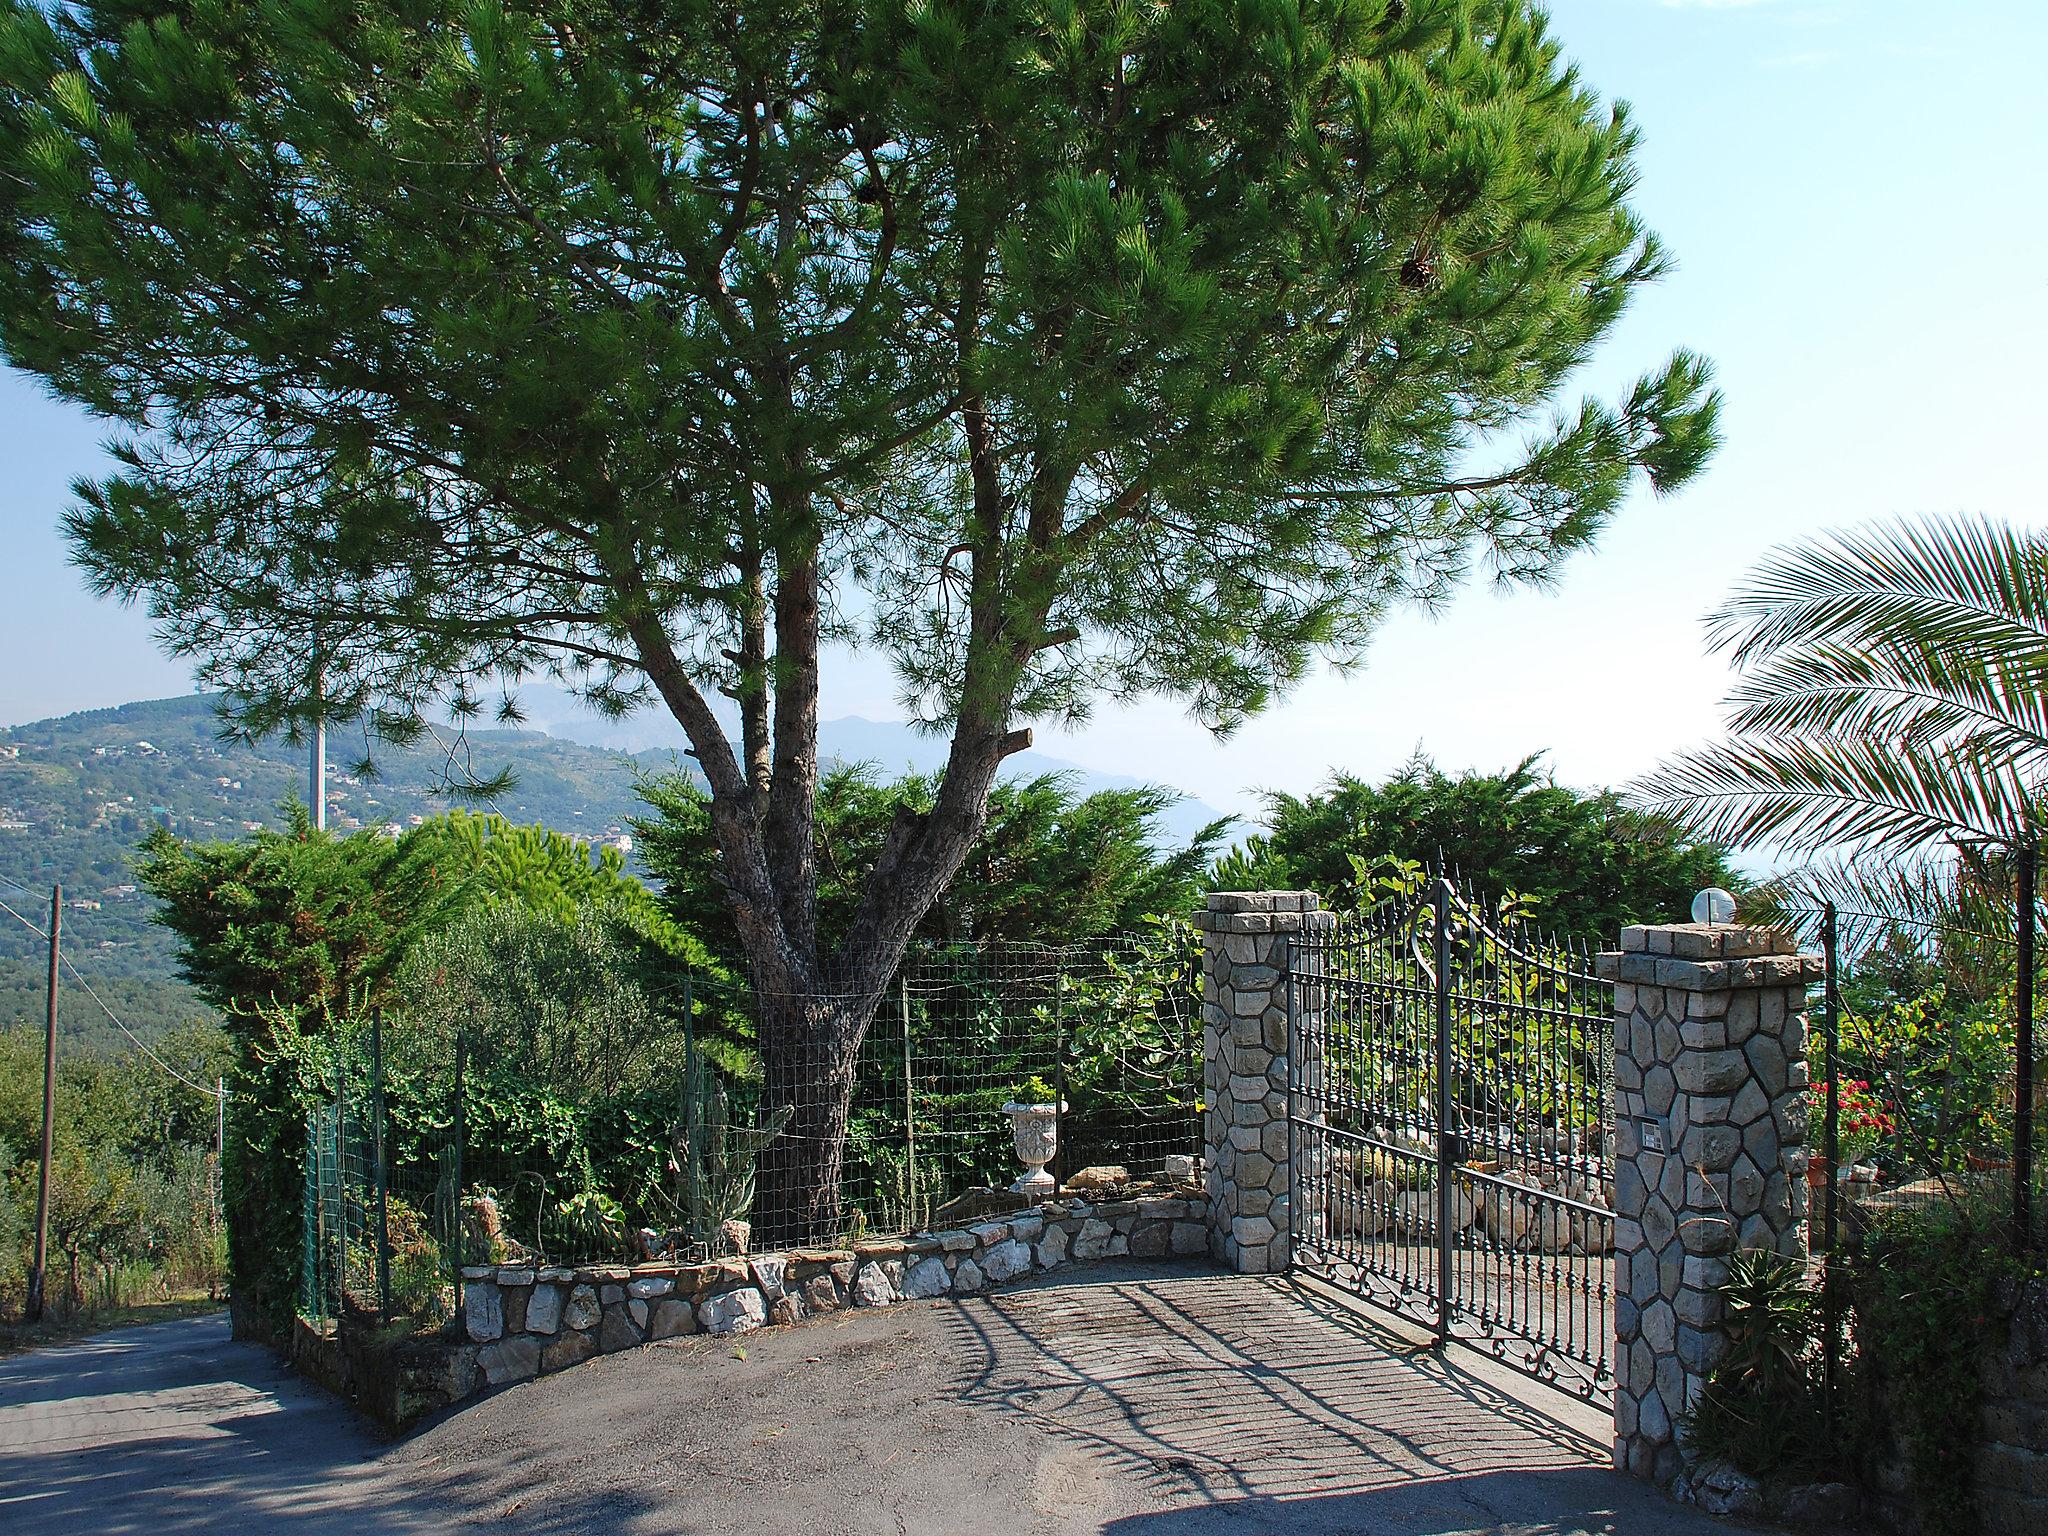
[1972,1278,2048,1536]
[396,1193,1206,1425]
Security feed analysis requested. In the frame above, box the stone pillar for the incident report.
[1596,923,1822,1485]
[1199,890,1333,1274]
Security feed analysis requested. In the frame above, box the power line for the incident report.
[57,954,222,1102]
[0,878,221,1102]
[0,891,49,941]
[0,869,47,897]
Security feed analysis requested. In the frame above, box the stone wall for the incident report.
[288,1313,463,1431]
[380,1193,1206,1429]
[1974,1278,2048,1535]
[1199,890,1332,1275]
[1597,921,1819,1486]
[1848,1276,2048,1535]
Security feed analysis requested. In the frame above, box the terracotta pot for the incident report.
[1805,1155,1832,1189]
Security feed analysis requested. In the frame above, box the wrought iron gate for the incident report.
[1288,875,1617,1401]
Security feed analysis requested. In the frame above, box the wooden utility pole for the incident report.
[309,669,327,831]
[27,884,59,1323]
[212,1075,226,1294]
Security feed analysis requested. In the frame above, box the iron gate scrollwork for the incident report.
[1287,875,1617,1401]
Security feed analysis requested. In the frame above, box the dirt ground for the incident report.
[0,1261,1757,1535]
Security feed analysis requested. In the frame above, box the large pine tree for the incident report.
[0,0,1718,1241]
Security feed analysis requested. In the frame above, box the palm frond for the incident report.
[1706,516,2048,670]
[1633,733,2039,857]
[1747,850,2012,946]
[1745,850,2019,1005]
[1639,516,2048,861]
[1723,640,2048,757]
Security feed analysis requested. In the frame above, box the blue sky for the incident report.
[3,0,2043,821]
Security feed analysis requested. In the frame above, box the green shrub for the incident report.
[1851,1199,2035,1528]
[1682,1249,1830,1481]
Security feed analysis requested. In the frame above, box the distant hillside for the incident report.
[0,693,1230,1048]
[0,694,669,1047]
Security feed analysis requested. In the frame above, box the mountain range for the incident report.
[0,692,1231,1047]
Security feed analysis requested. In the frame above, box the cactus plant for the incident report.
[678,1060,791,1256]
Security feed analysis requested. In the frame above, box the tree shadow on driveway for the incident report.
[937,1263,1730,1535]
[0,1311,660,1536]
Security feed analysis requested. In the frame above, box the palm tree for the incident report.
[1639,517,2046,1239]
[1633,515,2048,858]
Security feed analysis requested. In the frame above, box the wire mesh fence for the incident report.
[299,928,1203,1329]
[299,1012,463,1329]
[1775,897,2045,1258]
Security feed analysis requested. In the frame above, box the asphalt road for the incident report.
[0,1264,1753,1535]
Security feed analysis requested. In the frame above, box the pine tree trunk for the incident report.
[749,990,874,1250]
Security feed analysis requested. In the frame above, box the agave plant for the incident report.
[1634,515,2048,858]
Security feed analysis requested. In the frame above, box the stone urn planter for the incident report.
[1001,1100,1065,1195]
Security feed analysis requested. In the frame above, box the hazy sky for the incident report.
[2,0,2042,821]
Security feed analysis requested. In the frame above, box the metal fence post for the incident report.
[682,976,698,1241]
[900,979,918,1228]
[334,1050,347,1316]
[1051,971,1068,1194]
[372,1008,391,1326]
[1285,934,1299,1282]
[1821,904,1840,1255]
[1433,876,1454,1345]
[212,1076,225,1261]
[451,1029,466,1308]
[2016,843,2036,1252]
[1821,901,1841,1438]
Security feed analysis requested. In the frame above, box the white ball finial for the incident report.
[1692,887,1737,925]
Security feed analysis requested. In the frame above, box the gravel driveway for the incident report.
[0,1263,1752,1534]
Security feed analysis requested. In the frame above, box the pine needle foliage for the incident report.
[0,0,1717,1238]
[1636,517,2048,858]
[1215,752,1735,939]
[635,764,1226,972]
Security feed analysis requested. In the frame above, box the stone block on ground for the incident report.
[902,1256,951,1299]
[562,1284,601,1332]
[524,1284,562,1334]
[464,1284,503,1343]
[541,1330,598,1372]
[699,1288,768,1336]
[1063,1166,1129,1195]
[477,1334,541,1386]
[598,1303,644,1353]
[649,1296,698,1340]
[981,1239,1033,1283]
[853,1262,898,1308]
